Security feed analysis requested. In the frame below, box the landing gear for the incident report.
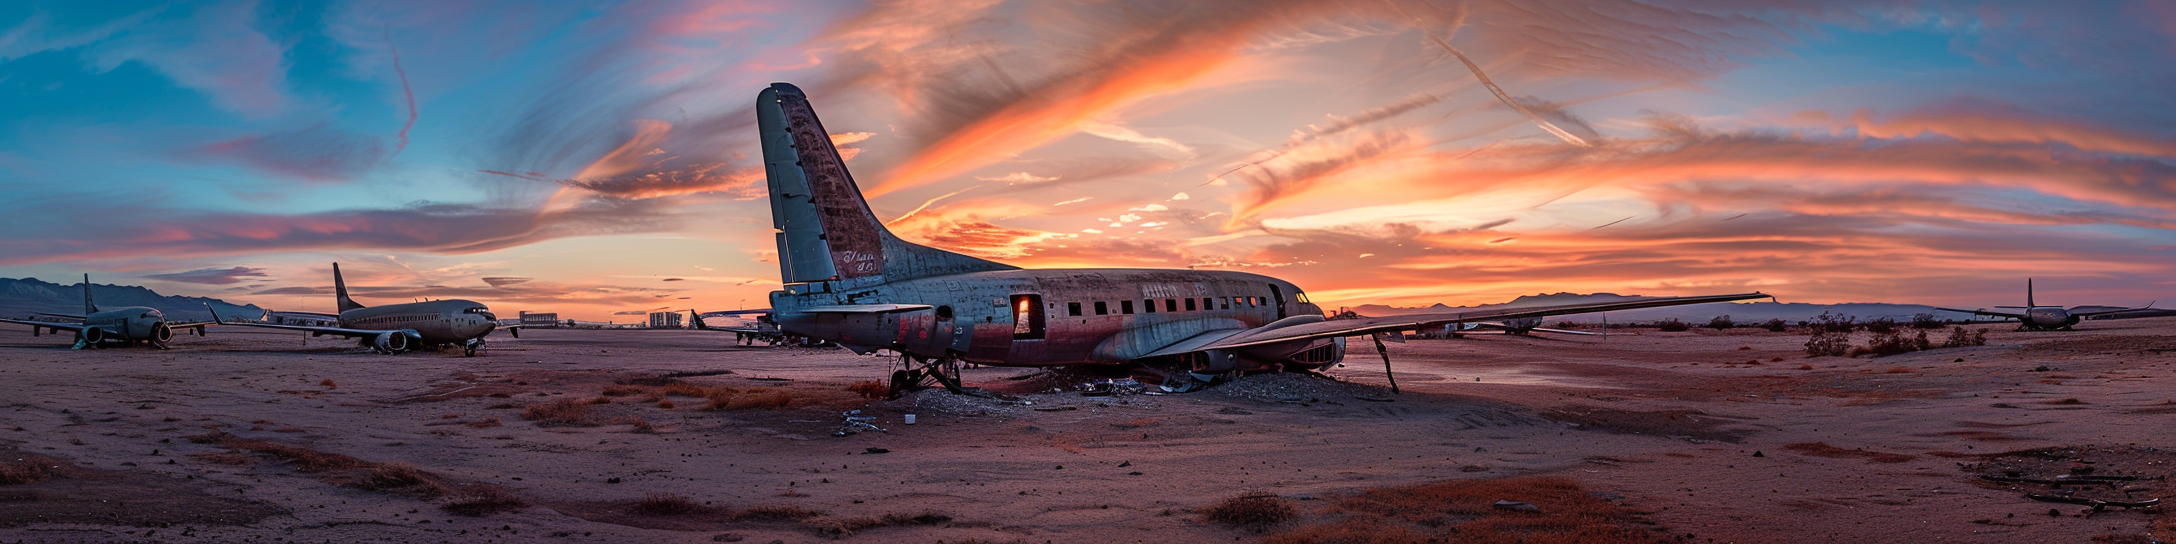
[888,354,975,399]
[462,338,485,357]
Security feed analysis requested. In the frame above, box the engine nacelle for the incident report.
[152,322,174,343]
[80,327,105,344]
[374,331,412,354]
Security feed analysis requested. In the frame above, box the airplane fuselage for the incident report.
[772,268,1329,368]
[335,299,501,346]
[2019,306,2079,330]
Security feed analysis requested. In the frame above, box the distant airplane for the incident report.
[208,263,515,356]
[0,274,212,349]
[1936,278,2157,331]
[688,309,787,344]
[749,82,1769,394]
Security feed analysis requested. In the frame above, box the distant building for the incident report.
[520,312,560,328]
[648,312,683,329]
[267,311,339,327]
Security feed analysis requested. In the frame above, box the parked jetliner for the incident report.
[751,82,1769,393]
[0,274,212,349]
[210,263,515,356]
[1937,278,2156,331]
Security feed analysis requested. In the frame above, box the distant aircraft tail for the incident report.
[688,310,710,330]
[333,263,366,312]
[755,83,1017,286]
[81,273,97,314]
[2026,278,2036,308]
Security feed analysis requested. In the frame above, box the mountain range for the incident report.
[1347,292,1950,324]
[0,277,261,322]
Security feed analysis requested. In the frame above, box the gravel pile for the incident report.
[1215,372,1388,404]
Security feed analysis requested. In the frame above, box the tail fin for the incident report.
[81,273,97,314]
[2026,278,2036,308]
[755,83,1017,286]
[689,310,710,330]
[333,263,366,312]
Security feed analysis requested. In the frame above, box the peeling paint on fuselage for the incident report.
[771,268,1326,366]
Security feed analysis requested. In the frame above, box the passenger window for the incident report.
[1202,297,1213,310]
[1067,302,1082,317]
[1121,300,1135,314]
[1221,297,1230,310]
[1184,298,1196,311]
[1143,299,1155,313]
[1094,301,1108,315]
[1165,299,1178,313]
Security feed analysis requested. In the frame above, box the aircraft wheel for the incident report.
[889,369,916,400]
[464,345,478,357]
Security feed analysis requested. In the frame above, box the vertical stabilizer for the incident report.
[81,274,97,314]
[333,263,366,312]
[2026,278,2036,308]
[755,83,1016,286]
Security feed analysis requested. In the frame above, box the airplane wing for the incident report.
[32,312,85,320]
[1178,292,1772,352]
[0,318,87,333]
[1468,322,1599,336]
[689,309,779,334]
[205,304,406,339]
[1934,307,2026,320]
[2070,302,2158,318]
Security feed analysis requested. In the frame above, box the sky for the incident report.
[1,0,2173,321]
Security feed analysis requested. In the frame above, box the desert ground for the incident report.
[2,318,2173,543]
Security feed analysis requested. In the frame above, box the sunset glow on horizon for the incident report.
[3,1,2173,321]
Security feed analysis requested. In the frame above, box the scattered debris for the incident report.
[832,410,886,437]
[1491,499,1541,512]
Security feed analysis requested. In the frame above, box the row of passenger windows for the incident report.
[1063,296,1270,317]
[359,315,430,325]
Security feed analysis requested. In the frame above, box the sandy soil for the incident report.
[1,318,2172,543]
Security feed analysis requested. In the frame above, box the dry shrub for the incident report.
[657,400,675,409]
[1705,315,1734,330]
[806,512,954,537]
[467,417,503,428]
[186,432,362,472]
[1910,313,1946,329]
[848,381,888,400]
[1942,326,1988,347]
[319,379,338,389]
[711,390,795,411]
[586,396,613,405]
[1849,330,1927,357]
[733,504,825,521]
[1862,317,1899,334]
[1783,442,1914,463]
[1202,493,1297,530]
[1804,331,1851,357]
[0,458,56,485]
[1263,517,1426,544]
[442,486,527,516]
[1654,318,1690,332]
[1810,311,1857,333]
[358,463,449,498]
[632,493,710,516]
[631,419,656,433]
[664,383,725,398]
[522,399,594,426]
[1264,476,1667,544]
[600,384,648,397]
[1758,318,1788,332]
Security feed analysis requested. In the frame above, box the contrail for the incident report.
[885,184,984,226]
[1390,5,1590,147]
[387,30,418,157]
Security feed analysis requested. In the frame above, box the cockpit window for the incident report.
[464,308,490,314]
[1295,292,1311,303]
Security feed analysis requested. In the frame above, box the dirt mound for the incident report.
[1542,405,1756,443]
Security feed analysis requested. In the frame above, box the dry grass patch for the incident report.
[521,399,597,426]
[0,457,56,485]
[185,431,362,472]
[710,389,796,411]
[805,512,955,537]
[357,463,450,498]
[442,486,527,516]
[848,380,888,400]
[600,384,648,397]
[1263,476,1668,544]
[733,504,825,521]
[632,493,713,516]
[1782,442,1915,463]
[1202,493,1296,530]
